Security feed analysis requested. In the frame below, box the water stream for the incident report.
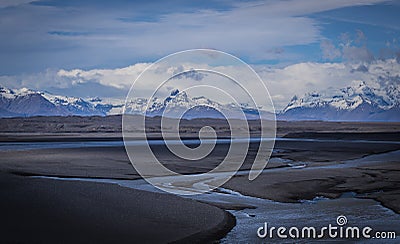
[3,138,398,242]
[32,173,400,243]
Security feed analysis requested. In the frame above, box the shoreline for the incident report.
[222,149,400,214]
[1,129,400,142]
[1,122,399,242]
[16,168,400,215]
[24,172,400,242]
[0,171,236,243]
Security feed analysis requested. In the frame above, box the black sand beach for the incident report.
[0,172,235,243]
[1,117,399,242]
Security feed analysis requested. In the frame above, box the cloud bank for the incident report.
[1,58,399,110]
[0,0,387,74]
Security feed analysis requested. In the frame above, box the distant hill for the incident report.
[1,81,399,121]
[278,81,400,121]
[0,86,271,120]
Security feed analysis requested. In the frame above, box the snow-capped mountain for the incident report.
[2,81,399,121]
[125,89,268,119]
[0,86,123,117]
[279,81,400,121]
[0,86,266,119]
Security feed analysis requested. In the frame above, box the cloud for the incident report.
[355,29,367,44]
[0,0,38,8]
[48,31,89,37]
[172,68,207,81]
[57,63,151,89]
[339,30,375,62]
[2,58,399,111]
[255,59,400,109]
[342,46,375,62]
[320,40,341,60]
[320,29,391,63]
[0,0,387,74]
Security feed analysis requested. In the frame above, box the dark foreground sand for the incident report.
[0,172,235,243]
[1,119,399,243]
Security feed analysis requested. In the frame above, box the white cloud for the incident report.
[0,0,38,8]
[320,29,388,63]
[2,58,399,111]
[0,0,388,73]
[342,46,375,62]
[320,40,341,60]
[57,63,151,89]
[256,59,400,109]
[236,0,386,16]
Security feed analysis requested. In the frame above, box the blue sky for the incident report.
[0,0,399,110]
[0,0,399,75]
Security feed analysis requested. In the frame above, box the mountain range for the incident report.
[0,81,399,121]
[124,89,270,120]
[0,86,265,119]
[279,81,400,121]
[0,86,120,117]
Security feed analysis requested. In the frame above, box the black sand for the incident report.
[0,172,235,243]
[1,118,399,243]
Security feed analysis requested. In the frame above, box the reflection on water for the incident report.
[1,137,399,151]
[8,138,400,242]
[33,175,400,243]
[0,138,260,151]
[0,141,124,151]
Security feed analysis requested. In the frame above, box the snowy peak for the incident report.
[283,81,399,112]
[2,82,399,121]
[163,89,191,107]
[280,81,400,121]
[0,86,123,117]
[0,86,35,99]
[0,85,265,119]
[124,89,265,119]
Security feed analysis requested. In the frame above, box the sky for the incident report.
[0,0,399,110]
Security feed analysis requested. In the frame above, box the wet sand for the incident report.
[1,118,399,242]
[223,135,400,214]
[0,171,235,243]
[1,115,400,136]
[2,133,399,180]
[223,154,400,213]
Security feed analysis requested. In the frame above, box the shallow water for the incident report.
[1,137,399,151]
[8,138,400,242]
[33,175,400,243]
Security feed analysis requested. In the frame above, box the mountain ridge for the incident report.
[279,80,400,121]
[1,81,399,121]
[0,86,269,119]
